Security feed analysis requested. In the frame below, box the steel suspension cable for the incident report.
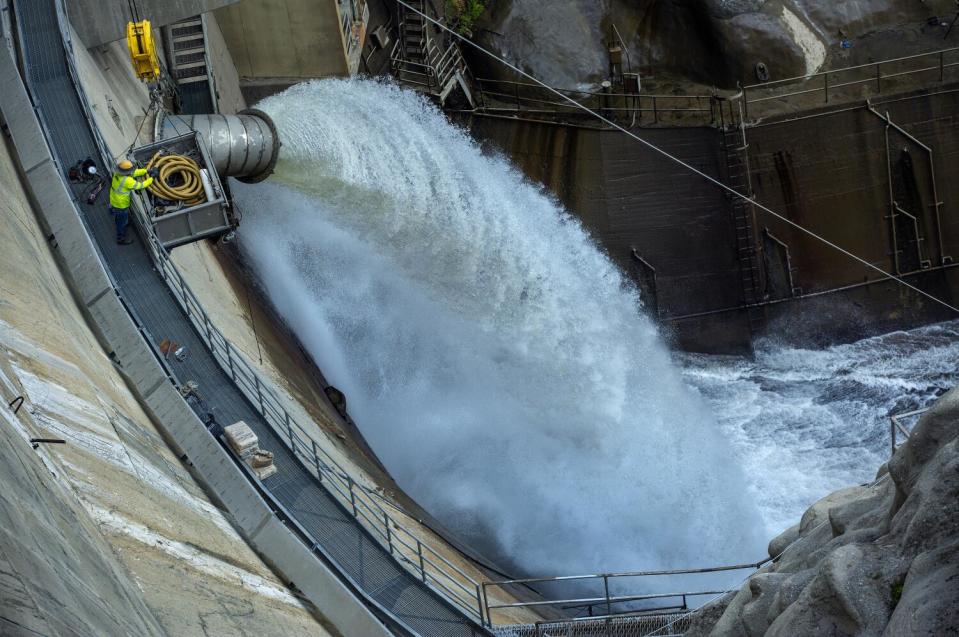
[395,0,959,316]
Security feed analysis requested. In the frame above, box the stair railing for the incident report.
[482,559,772,632]
[140,229,489,626]
[390,2,469,101]
[889,407,927,455]
[742,46,959,118]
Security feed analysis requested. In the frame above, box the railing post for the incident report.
[653,96,658,123]
[876,63,882,93]
[474,583,484,627]
[177,270,190,318]
[940,51,945,82]
[417,539,427,582]
[480,582,493,628]
[385,511,393,554]
[157,250,169,282]
[824,72,830,103]
[288,418,296,456]
[227,343,236,380]
[311,438,322,482]
[890,417,897,456]
[203,312,212,344]
[604,574,611,617]
[254,374,264,412]
[348,476,358,517]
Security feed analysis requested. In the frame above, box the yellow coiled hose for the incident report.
[146,152,206,206]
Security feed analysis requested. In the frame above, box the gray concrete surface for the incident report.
[0,61,331,633]
[215,0,350,101]
[205,10,246,113]
[68,0,237,48]
[1,6,392,635]
[0,365,166,637]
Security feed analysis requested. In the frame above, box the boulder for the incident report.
[765,567,816,620]
[765,543,903,637]
[798,485,867,535]
[685,591,737,637]
[703,584,752,637]
[889,387,959,498]
[471,0,934,88]
[889,437,959,556]
[741,572,788,636]
[713,11,811,83]
[884,544,959,636]
[827,479,894,537]
[767,523,799,559]
[686,387,959,635]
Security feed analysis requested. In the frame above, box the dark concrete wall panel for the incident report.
[467,85,959,352]
[467,115,751,352]
[747,88,959,293]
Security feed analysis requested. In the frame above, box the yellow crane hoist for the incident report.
[126,19,160,82]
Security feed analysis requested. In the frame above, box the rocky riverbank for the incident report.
[472,0,953,89]
[686,387,959,636]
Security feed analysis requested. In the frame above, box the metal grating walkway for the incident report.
[12,2,486,635]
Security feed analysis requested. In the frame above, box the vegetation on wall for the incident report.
[446,0,485,36]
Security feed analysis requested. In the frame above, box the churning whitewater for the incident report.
[232,79,959,578]
[233,78,765,576]
[236,80,763,574]
[682,324,959,536]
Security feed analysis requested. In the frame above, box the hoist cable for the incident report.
[394,0,959,316]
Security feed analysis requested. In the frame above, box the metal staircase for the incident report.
[721,115,765,335]
[391,0,474,106]
[398,0,428,74]
[164,16,216,114]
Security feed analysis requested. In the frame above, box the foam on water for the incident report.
[682,324,959,537]
[232,78,766,577]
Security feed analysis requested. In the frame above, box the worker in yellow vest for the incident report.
[110,159,156,244]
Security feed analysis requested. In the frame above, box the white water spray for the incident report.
[233,78,765,576]
[684,323,959,536]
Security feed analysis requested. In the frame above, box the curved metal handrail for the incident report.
[741,46,959,117]
[144,231,489,623]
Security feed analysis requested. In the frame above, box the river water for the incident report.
[682,325,958,536]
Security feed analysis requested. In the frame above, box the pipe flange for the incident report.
[237,108,281,184]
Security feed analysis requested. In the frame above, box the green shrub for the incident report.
[446,0,486,36]
[891,581,904,607]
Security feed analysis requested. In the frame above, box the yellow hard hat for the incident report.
[117,159,134,173]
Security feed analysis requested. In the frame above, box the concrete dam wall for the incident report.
[0,100,328,636]
[465,117,752,352]
[464,82,959,352]
[746,87,959,341]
